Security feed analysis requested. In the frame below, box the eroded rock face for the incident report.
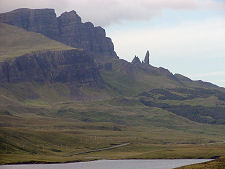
[57,11,117,57]
[0,50,103,87]
[0,8,117,58]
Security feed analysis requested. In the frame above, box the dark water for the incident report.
[0,159,212,169]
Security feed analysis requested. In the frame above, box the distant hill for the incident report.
[98,55,223,97]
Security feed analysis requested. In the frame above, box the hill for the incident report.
[0,8,225,165]
[98,54,223,97]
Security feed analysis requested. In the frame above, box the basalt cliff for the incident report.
[0,8,117,58]
[0,50,103,87]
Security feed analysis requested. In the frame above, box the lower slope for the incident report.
[0,86,225,164]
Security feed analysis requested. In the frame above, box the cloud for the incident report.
[192,71,225,78]
[0,0,224,26]
[108,17,225,61]
[214,80,225,87]
[190,71,225,87]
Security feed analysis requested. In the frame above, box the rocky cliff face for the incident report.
[57,11,117,57]
[0,49,103,87]
[0,8,117,58]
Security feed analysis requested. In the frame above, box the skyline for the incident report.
[0,0,225,87]
[107,8,225,87]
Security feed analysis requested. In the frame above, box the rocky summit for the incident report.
[0,8,117,58]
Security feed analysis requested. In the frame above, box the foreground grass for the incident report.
[1,118,225,164]
[1,143,225,165]
[176,158,225,169]
[0,83,225,165]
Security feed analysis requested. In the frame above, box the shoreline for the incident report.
[0,157,214,166]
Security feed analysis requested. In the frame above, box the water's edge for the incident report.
[0,158,213,166]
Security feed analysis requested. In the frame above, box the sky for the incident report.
[0,0,225,87]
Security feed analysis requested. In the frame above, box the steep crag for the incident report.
[0,8,117,58]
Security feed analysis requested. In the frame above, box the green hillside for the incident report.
[0,14,225,165]
[101,60,180,96]
[0,81,225,164]
[97,55,224,97]
[0,23,74,61]
[0,39,225,165]
[176,158,225,169]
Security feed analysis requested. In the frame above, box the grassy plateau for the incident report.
[0,23,73,61]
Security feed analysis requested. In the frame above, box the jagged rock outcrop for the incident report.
[133,50,150,65]
[0,49,103,87]
[144,50,150,65]
[57,11,117,57]
[132,56,141,64]
[0,8,117,58]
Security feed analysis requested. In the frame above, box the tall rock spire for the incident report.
[144,50,150,65]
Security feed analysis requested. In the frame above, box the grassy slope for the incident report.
[98,55,225,97]
[176,158,225,169]
[0,58,225,164]
[138,88,225,125]
[0,85,225,164]
[100,59,182,96]
[0,22,225,165]
[0,23,74,61]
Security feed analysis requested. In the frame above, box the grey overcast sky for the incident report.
[0,0,225,87]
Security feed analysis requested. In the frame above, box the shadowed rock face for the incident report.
[57,11,117,57]
[0,8,117,58]
[0,50,104,87]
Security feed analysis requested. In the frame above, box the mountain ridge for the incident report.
[0,8,117,58]
[0,8,223,90]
